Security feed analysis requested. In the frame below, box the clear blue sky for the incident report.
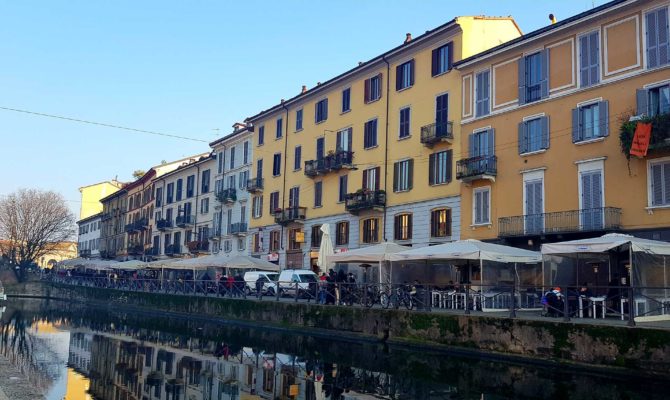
[0,0,605,218]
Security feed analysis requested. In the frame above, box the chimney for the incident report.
[358,61,363,66]
[301,85,307,94]
[404,33,412,44]
[317,82,321,86]
[549,13,557,24]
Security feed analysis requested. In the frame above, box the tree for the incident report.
[132,170,146,180]
[0,189,75,281]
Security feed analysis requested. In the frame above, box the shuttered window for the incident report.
[430,209,451,238]
[336,221,349,246]
[475,70,490,117]
[362,218,380,244]
[431,42,453,76]
[314,181,323,208]
[269,191,279,214]
[518,50,549,104]
[572,101,609,142]
[362,167,380,191]
[396,59,414,90]
[469,129,495,157]
[393,159,413,192]
[650,160,670,206]
[638,85,670,117]
[364,74,382,103]
[276,118,283,138]
[258,126,265,146]
[311,225,322,248]
[579,31,600,87]
[518,116,550,154]
[429,150,452,185]
[342,88,351,112]
[338,175,348,202]
[394,214,413,241]
[269,230,280,252]
[296,109,303,131]
[315,99,328,123]
[399,107,411,138]
[272,153,281,176]
[252,196,263,219]
[646,7,670,69]
[474,188,490,225]
[364,119,378,148]
[294,146,302,170]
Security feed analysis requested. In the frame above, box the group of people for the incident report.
[317,269,357,305]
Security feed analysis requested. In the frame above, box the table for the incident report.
[590,296,606,319]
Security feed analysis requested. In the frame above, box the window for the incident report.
[336,221,349,246]
[226,209,232,234]
[639,84,670,117]
[394,214,412,241]
[469,129,495,157]
[364,74,382,103]
[518,50,549,104]
[430,209,451,238]
[393,159,413,192]
[315,99,328,123]
[288,228,302,251]
[201,170,211,193]
[227,175,235,189]
[216,151,224,174]
[399,107,411,138]
[361,218,380,244]
[311,225,322,248]
[288,186,300,208]
[396,60,414,90]
[243,141,249,164]
[518,116,550,154]
[258,126,265,146]
[338,175,348,202]
[314,181,323,207]
[252,232,262,253]
[186,175,195,197]
[429,150,452,185]
[273,153,281,177]
[269,230,280,252]
[256,159,263,179]
[155,187,163,207]
[296,109,303,131]
[645,7,670,69]
[473,187,491,225]
[238,238,246,251]
[269,191,280,214]
[252,196,263,218]
[276,118,283,139]
[573,101,609,142]
[579,31,600,87]
[166,182,174,204]
[475,70,490,117]
[175,179,183,202]
[364,118,378,148]
[201,198,209,214]
[431,43,452,76]
[224,240,232,253]
[238,171,246,189]
[229,146,235,169]
[342,88,351,112]
[650,159,670,206]
[362,167,380,190]
[294,146,302,170]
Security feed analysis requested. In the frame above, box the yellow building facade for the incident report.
[245,16,521,270]
[456,0,670,247]
[78,180,123,221]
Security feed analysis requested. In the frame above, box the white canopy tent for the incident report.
[112,259,148,271]
[57,257,88,269]
[390,239,542,263]
[327,242,410,284]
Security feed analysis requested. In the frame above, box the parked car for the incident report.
[243,271,279,295]
[277,269,318,297]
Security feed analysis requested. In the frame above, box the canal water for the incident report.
[0,298,668,400]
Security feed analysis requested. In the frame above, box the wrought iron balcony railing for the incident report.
[420,121,453,147]
[246,177,264,192]
[304,151,354,178]
[230,222,248,235]
[498,207,622,238]
[156,219,173,231]
[344,190,386,214]
[127,244,144,255]
[216,188,237,203]
[79,249,91,258]
[187,240,209,253]
[456,155,497,181]
[274,207,307,226]
[176,215,195,227]
[165,244,181,256]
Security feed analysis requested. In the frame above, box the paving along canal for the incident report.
[1,298,669,400]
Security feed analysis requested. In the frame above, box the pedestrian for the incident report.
[255,275,264,299]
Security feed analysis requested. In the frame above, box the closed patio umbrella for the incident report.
[317,223,334,273]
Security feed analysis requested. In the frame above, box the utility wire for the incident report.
[0,106,209,143]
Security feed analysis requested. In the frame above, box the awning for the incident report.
[541,233,670,255]
[326,242,410,264]
[389,239,542,263]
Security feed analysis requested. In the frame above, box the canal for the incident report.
[0,298,668,400]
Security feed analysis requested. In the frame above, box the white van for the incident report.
[243,271,279,296]
[277,269,318,297]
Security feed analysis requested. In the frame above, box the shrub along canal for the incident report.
[1,297,670,399]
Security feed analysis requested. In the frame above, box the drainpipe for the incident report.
[280,102,290,253]
[194,164,201,244]
[381,55,391,241]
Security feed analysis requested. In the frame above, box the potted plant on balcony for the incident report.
[620,111,670,160]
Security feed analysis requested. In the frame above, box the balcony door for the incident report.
[524,179,544,234]
[435,93,449,137]
[316,137,325,160]
[580,170,603,230]
[336,128,352,152]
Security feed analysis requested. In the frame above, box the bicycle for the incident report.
[381,285,414,310]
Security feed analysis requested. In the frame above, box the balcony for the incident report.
[187,240,209,253]
[456,155,497,182]
[79,249,91,258]
[420,121,453,147]
[230,222,248,235]
[246,177,264,192]
[216,188,237,204]
[345,190,386,214]
[274,207,307,226]
[165,244,181,257]
[498,207,622,238]
[101,212,112,221]
[304,151,354,178]
[127,244,144,255]
[156,219,173,231]
[146,247,161,257]
[208,229,222,240]
[99,250,115,259]
[176,215,195,228]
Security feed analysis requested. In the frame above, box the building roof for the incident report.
[77,212,102,225]
[153,153,215,181]
[78,180,124,192]
[454,0,630,68]
[209,123,252,147]
[99,187,128,203]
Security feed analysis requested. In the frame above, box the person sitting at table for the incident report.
[544,287,564,317]
[579,283,593,298]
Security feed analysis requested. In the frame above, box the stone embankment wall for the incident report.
[7,281,670,375]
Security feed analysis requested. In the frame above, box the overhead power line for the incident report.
[0,106,209,143]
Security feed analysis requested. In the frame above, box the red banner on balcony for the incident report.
[630,122,652,157]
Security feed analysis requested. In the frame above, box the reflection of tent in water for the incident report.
[542,233,670,321]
